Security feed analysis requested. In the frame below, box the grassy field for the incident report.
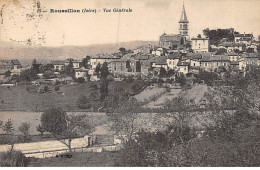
[28,151,121,167]
[0,81,137,112]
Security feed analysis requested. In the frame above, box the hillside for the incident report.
[0,41,158,66]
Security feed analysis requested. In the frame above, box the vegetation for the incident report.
[18,123,31,143]
[0,150,29,167]
[40,108,93,152]
[203,28,238,45]
[77,94,92,109]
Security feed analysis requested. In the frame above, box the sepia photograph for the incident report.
[0,0,260,167]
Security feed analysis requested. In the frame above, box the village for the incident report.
[0,2,260,167]
[0,5,260,88]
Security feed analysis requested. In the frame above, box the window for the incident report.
[169,61,171,65]
[194,63,196,66]
[205,63,208,66]
[114,66,116,71]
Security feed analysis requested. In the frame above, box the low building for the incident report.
[90,53,121,69]
[50,60,65,71]
[167,52,180,70]
[191,38,209,53]
[200,55,230,72]
[234,33,253,45]
[0,59,22,75]
[75,67,88,81]
[223,42,246,52]
[177,61,189,74]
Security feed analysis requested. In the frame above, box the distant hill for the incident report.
[0,41,158,66]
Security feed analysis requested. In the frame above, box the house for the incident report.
[234,33,253,45]
[50,60,65,71]
[167,52,180,70]
[75,67,88,81]
[222,42,246,52]
[184,53,202,67]
[177,61,189,74]
[151,56,168,70]
[230,61,239,72]
[191,38,209,53]
[133,46,152,54]
[227,52,239,61]
[110,55,140,77]
[244,53,260,66]
[0,59,22,75]
[200,54,230,72]
[65,59,81,69]
[90,53,121,69]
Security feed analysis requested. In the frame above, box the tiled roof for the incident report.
[230,61,239,65]
[168,52,181,59]
[177,61,189,66]
[223,42,244,47]
[186,53,203,59]
[191,38,209,40]
[234,33,253,37]
[50,60,66,65]
[135,55,149,60]
[154,57,167,65]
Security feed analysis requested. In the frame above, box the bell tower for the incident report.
[179,3,189,40]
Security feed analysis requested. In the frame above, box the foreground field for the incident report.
[28,151,121,167]
[0,81,137,112]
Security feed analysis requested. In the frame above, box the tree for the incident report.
[2,119,16,150]
[159,67,167,77]
[100,62,109,100]
[65,59,75,78]
[41,108,93,152]
[176,73,187,86]
[197,34,202,38]
[119,47,126,55]
[95,62,101,75]
[2,119,14,134]
[31,59,41,75]
[203,28,237,45]
[36,124,45,137]
[18,123,31,143]
[82,56,91,69]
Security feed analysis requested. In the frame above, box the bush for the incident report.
[54,85,60,91]
[18,123,31,143]
[0,150,29,167]
[77,77,85,83]
[76,94,92,109]
[44,85,49,92]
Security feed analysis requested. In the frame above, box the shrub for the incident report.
[0,150,29,167]
[44,85,49,92]
[76,94,92,109]
[77,77,85,83]
[18,123,31,143]
[54,85,60,91]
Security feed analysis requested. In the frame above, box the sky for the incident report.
[0,0,260,47]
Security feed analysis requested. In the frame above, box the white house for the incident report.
[75,67,88,80]
[167,52,180,70]
[177,61,189,74]
[191,38,209,53]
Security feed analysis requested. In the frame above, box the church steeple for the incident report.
[180,2,188,22]
[179,2,189,40]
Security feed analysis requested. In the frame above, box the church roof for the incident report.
[179,3,189,23]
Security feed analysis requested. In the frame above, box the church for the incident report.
[159,3,190,50]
